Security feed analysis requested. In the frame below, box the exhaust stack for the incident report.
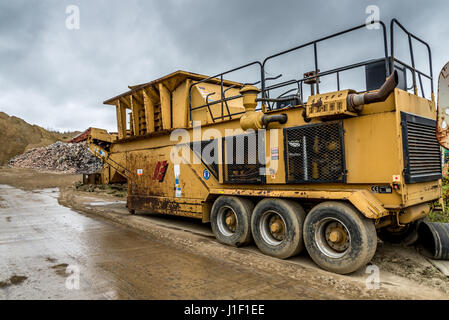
[347,70,399,110]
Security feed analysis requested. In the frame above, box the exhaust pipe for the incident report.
[417,222,449,260]
[262,114,287,126]
[347,70,399,109]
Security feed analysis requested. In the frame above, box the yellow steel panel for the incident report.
[158,83,172,130]
[172,79,190,128]
[143,89,155,134]
[344,112,400,184]
[394,88,436,119]
[209,188,388,219]
[130,95,141,135]
[115,101,127,139]
[128,195,203,218]
[402,180,441,207]
[359,92,395,115]
[347,190,389,219]
[88,128,117,143]
[265,128,285,184]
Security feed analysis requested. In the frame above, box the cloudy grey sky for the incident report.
[1,0,448,132]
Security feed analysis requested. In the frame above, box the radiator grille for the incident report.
[190,139,219,179]
[222,132,265,184]
[401,112,441,183]
[284,121,346,183]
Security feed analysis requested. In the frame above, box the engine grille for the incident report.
[401,112,441,183]
[222,132,265,184]
[284,121,346,183]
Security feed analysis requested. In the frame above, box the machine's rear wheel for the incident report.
[211,196,253,247]
[303,201,377,274]
[251,198,306,259]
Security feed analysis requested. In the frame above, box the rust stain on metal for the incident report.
[437,61,449,149]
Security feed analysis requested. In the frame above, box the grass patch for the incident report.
[74,182,127,198]
[429,169,449,222]
[429,209,449,223]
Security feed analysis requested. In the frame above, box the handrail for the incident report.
[187,19,431,124]
[390,18,433,98]
[261,20,389,106]
[188,61,263,124]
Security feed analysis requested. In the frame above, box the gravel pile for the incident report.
[8,141,102,174]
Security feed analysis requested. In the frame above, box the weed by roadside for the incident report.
[74,181,127,197]
[429,163,449,222]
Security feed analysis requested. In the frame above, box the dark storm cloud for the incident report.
[0,0,448,131]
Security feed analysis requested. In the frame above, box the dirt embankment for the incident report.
[0,111,79,165]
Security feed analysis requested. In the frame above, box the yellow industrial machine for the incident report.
[83,19,448,274]
[69,127,127,184]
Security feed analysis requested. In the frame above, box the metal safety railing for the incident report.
[187,19,432,125]
[260,21,389,101]
[390,18,434,98]
[188,61,263,124]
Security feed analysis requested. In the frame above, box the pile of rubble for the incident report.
[8,141,102,174]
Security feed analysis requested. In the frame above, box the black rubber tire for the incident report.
[251,198,306,259]
[210,196,254,247]
[303,201,377,274]
[377,221,419,246]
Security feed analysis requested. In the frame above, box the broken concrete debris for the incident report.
[8,141,102,174]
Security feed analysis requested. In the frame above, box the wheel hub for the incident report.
[259,211,287,246]
[224,210,237,232]
[324,222,349,252]
[268,215,285,241]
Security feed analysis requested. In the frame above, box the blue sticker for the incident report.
[203,169,210,180]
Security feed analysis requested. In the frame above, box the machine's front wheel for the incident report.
[210,196,253,247]
[251,198,306,259]
[303,201,377,274]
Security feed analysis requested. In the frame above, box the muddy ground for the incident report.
[1,167,449,299]
[0,167,80,190]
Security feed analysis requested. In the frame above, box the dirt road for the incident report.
[1,168,448,299]
[0,185,334,299]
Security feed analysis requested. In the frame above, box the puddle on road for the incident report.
[0,275,28,289]
[51,264,70,277]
